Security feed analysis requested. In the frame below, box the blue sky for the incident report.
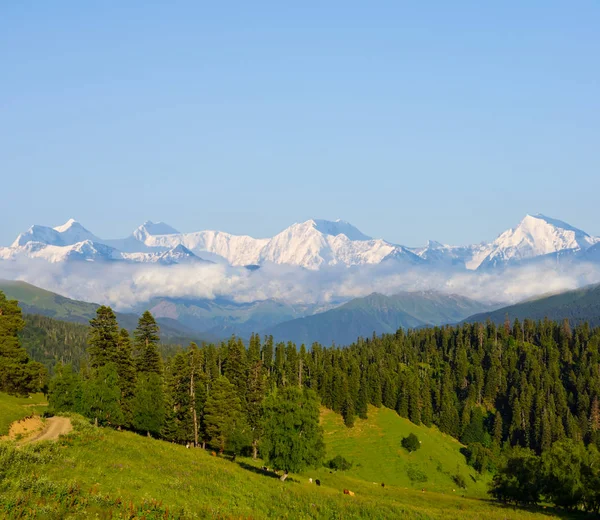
[1,1,599,247]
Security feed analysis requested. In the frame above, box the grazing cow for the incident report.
[309,478,313,484]
[381,483,385,488]
[211,451,217,457]
[315,479,321,486]
[343,489,355,496]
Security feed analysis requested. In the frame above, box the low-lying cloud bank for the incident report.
[1,258,599,310]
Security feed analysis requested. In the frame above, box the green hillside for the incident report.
[266,291,491,346]
[0,410,569,519]
[321,406,490,497]
[0,280,207,344]
[464,282,600,327]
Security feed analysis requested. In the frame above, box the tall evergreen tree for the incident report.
[132,372,165,437]
[0,291,46,395]
[134,311,162,374]
[115,328,136,426]
[80,363,124,427]
[88,306,119,369]
[204,376,249,454]
[246,360,267,458]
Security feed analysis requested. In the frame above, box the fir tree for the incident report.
[246,360,267,458]
[80,363,124,427]
[88,306,119,369]
[204,376,249,454]
[115,328,136,427]
[134,311,162,374]
[132,372,165,437]
[0,291,47,395]
[48,363,81,412]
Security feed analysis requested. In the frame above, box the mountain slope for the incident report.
[145,297,319,338]
[264,291,491,346]
[463,283,600,327]
[0,280,208,343]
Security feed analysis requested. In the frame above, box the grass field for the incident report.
[0,404,580,519]
[0,392,47,436]
[321,405,490,497]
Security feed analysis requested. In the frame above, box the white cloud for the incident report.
[1,257,599,311]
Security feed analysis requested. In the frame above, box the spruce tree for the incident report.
[0,291,47,395]
[204,376,249,454]
[356,371,369,420]
[246,360,267,459]
[80,363,124,427]
[88,306,120,369]
[132,372,165,437]
[48,363,81,412]
[115,328,136,426]
[134,311,162,374]
[223,337,248,407]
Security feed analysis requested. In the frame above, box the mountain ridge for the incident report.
[2,214,599,272]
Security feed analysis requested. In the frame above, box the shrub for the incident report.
[452,474,467,489]
[326,455,353,471]
[401,433,421,453]
[406,464,428,483]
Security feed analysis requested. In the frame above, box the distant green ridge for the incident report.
[265,291,492,346]
[463,282,600,327]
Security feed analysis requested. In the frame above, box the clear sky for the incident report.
[1,1,599,247]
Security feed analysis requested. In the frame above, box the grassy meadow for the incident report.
[0,396,581,519]
[321,405,491,497]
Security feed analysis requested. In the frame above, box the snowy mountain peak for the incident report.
[474,214,598,269]
[53,218,79,232]
[132,221,180,241]
[309,219,372,241]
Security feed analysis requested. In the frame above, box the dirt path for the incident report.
[28,417,73,443]
[2,416,44,441]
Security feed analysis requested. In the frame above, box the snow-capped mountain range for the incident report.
[1,214,599,270]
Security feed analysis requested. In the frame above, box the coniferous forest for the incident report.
[3,289,600,512]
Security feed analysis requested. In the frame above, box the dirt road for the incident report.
[29,417,72,443]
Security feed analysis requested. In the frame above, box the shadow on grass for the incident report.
[236,461,299,483]
[480,498,590,519]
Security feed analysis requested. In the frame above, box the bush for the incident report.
[326,455,353,471]
[401,433,421,453]
[406,464,428,483]
[452,474,467,489]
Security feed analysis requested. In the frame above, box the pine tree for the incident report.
[80,363,124,427]
[356,371,369,419]
[167,352,193,443]
[134,311,162,374]
[0,291,46,395]
[342,395,356,427]
[115,328,136,427]
[48,363,81,412]
[223,337,248,408]
[204,376,249,454]
[246,360,267,458]
[493,411,503,446]
[132,372,165,437]
[88,306,119,369]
